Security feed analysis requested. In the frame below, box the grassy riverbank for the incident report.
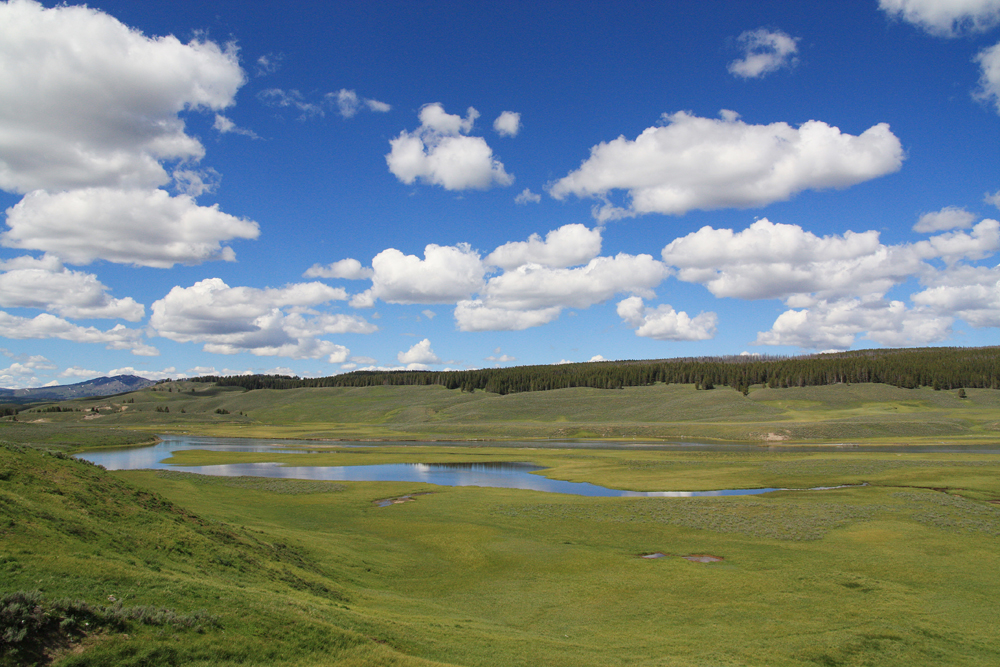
[4,440,1000,665]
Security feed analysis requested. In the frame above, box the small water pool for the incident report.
[76,435,873,498]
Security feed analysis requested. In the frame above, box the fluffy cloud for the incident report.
[332,89,391,118]
[549,111,904,220]
[454,300,563,332]
[386,104,514,190]
[915,218,1000,265]
[755,298,953,349]
[617,296,717,341]
[0,355,57,389]
[661,218,1000,304]
[494,111,521,137]
[912,264,1000,327]
[479,254,668,311]
[353,243,486,306]
[987,189,1000,208]
[662,219,917,303]
[913,206,976,232]
[976,41,1000,114]
[397,338,441,365]
[728,28,799,79]
[0,311,157,355]
[0,0,243,194]
[2,188,260,267]
[486,224,602,270]
[0,254,143,320]
[303,258,374,280]
[879,0,1000,36]
[150,278,372,361]
[515,188,542,204]
[59,366,100,379]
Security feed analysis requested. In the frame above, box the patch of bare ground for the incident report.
[639,552,724,563]
[682,554,724,563]
[374,492,432,507]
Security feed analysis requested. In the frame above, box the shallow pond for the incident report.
[76,434,992,498]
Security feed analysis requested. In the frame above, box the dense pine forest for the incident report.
[192,347,1000,396]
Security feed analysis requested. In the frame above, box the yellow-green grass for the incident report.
[6,442,1000,665]
[13,381,1000,445]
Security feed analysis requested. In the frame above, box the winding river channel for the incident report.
[75,435,998,498]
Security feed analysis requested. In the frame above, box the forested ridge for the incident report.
[191,346,1000,396]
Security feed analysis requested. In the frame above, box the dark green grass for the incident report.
[0,422,154,452]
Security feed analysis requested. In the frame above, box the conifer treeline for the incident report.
[190,347,1000,395]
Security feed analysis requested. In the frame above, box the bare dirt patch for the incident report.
[682,554,724,563]
[639,552,724,563]
[374,492,432,507]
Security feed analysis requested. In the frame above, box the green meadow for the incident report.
[3,381,1000,665]
[7,380,1000,444]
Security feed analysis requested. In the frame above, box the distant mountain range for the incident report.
[0,375,155,403]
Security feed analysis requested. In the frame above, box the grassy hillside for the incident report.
[0,443,447,666]
[7,381,1000,445]
[4,442,1000,665]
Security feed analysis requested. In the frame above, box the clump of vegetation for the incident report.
[0,590,218,666]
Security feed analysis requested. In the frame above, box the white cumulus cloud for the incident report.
[386,103,513,190]
[616,296,717,341]
[879,0,1000,36]
[479,253,669,311]
[912,264,1000,327]
[662,218,1000,305]
[515,188,542,204]
[728,28,799,79]
[0,254,143,320]
[914,206,977,232]
[486,224,602,270]
[548,110,904,221]
[976,40,1000,114]
[331,89,391,118]
[0,311,157,356]
[150,278,373,362]
[662,219,918,303]
[397,338,441,365]
[353,243,486,306]
[755,298,953,350]
[0,0,244,194]
[454,300,563,332]
[2,188,260,268]
[303,258,374,280]
[494,111,521,137]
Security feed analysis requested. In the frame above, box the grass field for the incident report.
[4,439,1000,665]
[6,381,1000,445]
[3,381,1000,665]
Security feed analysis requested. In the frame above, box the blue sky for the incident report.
[2,0,1000,387]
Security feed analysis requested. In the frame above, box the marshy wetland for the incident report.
[3,380,1000,665]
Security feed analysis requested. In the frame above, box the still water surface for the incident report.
[76,435,994,498]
